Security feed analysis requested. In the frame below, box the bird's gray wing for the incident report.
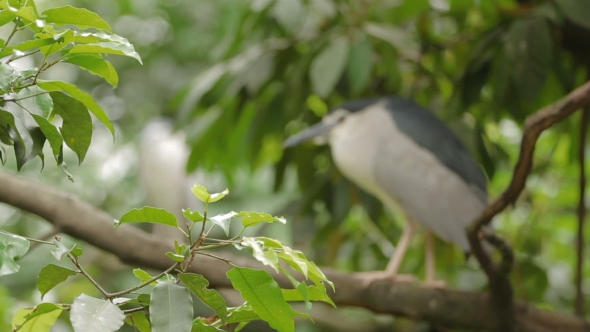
[384,97,488,196]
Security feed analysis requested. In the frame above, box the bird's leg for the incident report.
[385,221,415,275]
[424,230,446,288]
[356,221,418,285]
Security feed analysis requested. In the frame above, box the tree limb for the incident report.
[0,170,589,331]
[467,79,590,330]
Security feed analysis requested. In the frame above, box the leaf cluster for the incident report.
[0,0,141,175]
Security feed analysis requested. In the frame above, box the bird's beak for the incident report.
[283,121,337,148]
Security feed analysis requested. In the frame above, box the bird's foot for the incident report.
[422,279,447,289]
[354,271,419,287]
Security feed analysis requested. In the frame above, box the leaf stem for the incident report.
[5,22,19,46]
[196,251,232,264]
[68,252,110,298]
[0,230,54,245]
[108,262,180,298]
[123,306,147,314]
[7,49,40,64]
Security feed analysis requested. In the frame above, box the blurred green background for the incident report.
[1,0,590,330]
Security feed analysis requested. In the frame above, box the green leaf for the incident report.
[36,264,77,299]
[279,247,307,277]
[0,103,43,169]
[48,91,92,164]
[237,211,286,228]
[505,17,553,106]
[226,304,259,324]
[209,211,237,236]
[38,80,114,136]
[150,281,193,332]
[0,38,57,58]
[63,54,118,87]
[183,208,204,222]
[191,320,224,331]
[50,239,72,260]
[68,42,142,64]
[240,237,279,273]
[175,241,189,256]
[71,246,83,257]
[272,0,304,32]
[347,35,373,94]
[0,10,16,27]
[13,125,45,169]
[30,114,62,163]
[179,273,228,323]
[556,0,590,29]
[70,294,125,332]
[133,268,157,286]
[363,22,419,59]
[115,206,178,228]
[124,311,151,332]
[37,28,75,56]
[13,6,37,24]
[15,86,53,117]
[166,251,186,262]
[42,5,111,30]
[12,303,62,332]
[309,37,349,98]
[138,293,151,305]
[191,184,229,203]
[0,232,30,276]
[282,285,335,307]
[73,30,131,44]
[0,108,29,167]
[275,246,334,291]
[0,63,20,91]
[227,267,294,332]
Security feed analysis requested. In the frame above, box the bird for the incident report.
[283,97,488,284]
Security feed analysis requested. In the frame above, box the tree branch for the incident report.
[0,170,589,331]
[466,79,590,330]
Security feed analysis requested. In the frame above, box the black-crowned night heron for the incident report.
[284,97,488,284]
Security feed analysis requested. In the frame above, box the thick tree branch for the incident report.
[0,171,589,331]
[466,80,590,330]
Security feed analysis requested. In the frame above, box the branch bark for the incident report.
[0,169,589,331]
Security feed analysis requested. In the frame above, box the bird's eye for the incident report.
[338,116,345,123]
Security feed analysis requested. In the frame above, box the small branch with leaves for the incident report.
[4,183,334,332]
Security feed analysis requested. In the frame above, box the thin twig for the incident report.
[0,229,54,245]
[5,22,19,46]
[28,227,61,250]
[108,262,180,298]
[575,106,588,317]
[68,253,110,298]
[182,207,209,272]
[7,49,40,64]
[123,306,147,314]
[196,251,233,264]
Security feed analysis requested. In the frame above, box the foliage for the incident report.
[3,184,332,332]
[0,0,140,176]
[0,2,333,331]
